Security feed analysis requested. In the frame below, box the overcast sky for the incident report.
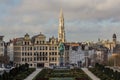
[0,0,120,42]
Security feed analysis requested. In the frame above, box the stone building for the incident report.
[69,43,95,67]
[13,9,68,68]
[98,33,117,51]
[7,40,14,62]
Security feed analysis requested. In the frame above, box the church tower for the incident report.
[58,9,65,43]
[113,33,117,45]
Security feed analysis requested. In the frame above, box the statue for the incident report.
[58,42,64,55]
[58,42,64,67]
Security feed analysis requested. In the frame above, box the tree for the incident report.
[0,54,9,64]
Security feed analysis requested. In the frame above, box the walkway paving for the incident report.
[24,68,42,80]
[82,68,100,80]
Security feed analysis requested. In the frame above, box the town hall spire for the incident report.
[58,9,65,43]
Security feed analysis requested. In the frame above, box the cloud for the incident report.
[0,0,120,42]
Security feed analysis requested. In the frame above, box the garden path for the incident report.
[24,68,42,80]
[82,68,100,80]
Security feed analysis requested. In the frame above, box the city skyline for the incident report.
[0,0,120,42]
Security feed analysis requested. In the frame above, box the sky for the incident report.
[0,0,120,42]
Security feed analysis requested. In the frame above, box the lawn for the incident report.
[33,68,92,80]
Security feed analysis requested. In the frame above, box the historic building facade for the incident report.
[13,10,68,68]
[98,33,117,51]
[0,36,5,56]
[7,40,14,62]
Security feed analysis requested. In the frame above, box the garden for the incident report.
[33,68,92,80]
[0,63,35,80]
[89,63,120,80]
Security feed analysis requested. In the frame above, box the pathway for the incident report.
[82,68,100,80]
[24,68,42,80]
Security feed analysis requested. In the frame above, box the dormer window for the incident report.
[24,41,30,45]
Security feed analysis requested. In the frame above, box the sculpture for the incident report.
[58,42,64,55]
[58,42,64,66]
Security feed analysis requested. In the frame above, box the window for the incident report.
[46,58,47,61]
[34,53,36,56]
[22,58,24,61]
[41,46,43,50]
[34,57,36,61]
[22,47,24,51]
[49,58,51,61]
[55,58,57,61]
[40,57,42,61]
[43,41,44,44]
[55,52,57,55]
[43,46,44,50]
[25,58,27,61]
[46,52,47,56]
[37,58,39,61]
[30,52,32,56]
[40,46,41,50]
[25,47,26,50]
[55,47,57,50]
[52,47,54,50]
[43,52,44,56]
[25,42,26,45]
[28,58,29,61]
[40,52,41,56]
[22,52,24,56]
[37,41,39,44]
[30,58,32,61]
[34,47,36,50]
[30,47,32,50]
[52,52,54,55]
[49,52,51,55]
[49,47,51,50]
[52,57,54,61]
[28,42,29,45]
[37,53,38,56]
[25,53,26,56]
[46,46,47,50]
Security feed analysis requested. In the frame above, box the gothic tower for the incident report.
[113,33,117,45]
[58,9,65,43]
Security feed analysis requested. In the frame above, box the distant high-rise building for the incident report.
[58,9,65,43]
